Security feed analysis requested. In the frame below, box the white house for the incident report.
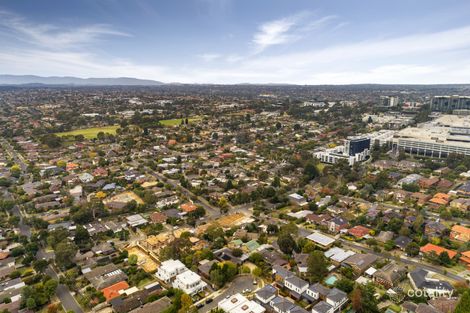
[126,214,148,228]
[288,193,308,206]
[325,288,348,312]
[255,285,277,304]
[219,293,266,313]
[69,185,83,201]
[312,301,334,313]
[155,259,187,283]
[172,270,207,296]
[284,276,309,296]
[79,173,94,183]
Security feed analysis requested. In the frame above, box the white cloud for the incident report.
[1,9,470,85]
[253,16,298,53]
[0,10,129,49]
[198,53,221,62]
[252,12,336,53]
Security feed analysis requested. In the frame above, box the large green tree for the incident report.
[307,251,328,283]
[351,284,379,313]
[277,233,297,255]
[54,240,78,269]
[455,291,470,313]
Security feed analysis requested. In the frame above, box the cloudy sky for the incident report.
[1,0,470,84]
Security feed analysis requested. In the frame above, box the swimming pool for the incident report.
[325,275,338,286]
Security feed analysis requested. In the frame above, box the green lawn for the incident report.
[159,117,201,126]
[55,125,119,139]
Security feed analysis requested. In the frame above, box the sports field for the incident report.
[159,117,201,126]
[55,125,119,139]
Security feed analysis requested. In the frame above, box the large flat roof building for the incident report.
[394,115,470,157]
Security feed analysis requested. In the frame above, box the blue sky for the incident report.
[1,0,470,84]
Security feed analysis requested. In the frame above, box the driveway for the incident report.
[199,275,257,312]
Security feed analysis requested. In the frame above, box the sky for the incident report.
[1,0,470,84]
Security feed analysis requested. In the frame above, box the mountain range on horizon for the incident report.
[0,74,164,86]
[1,74,470,87]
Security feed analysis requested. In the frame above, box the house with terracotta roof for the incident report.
[437,179,453,190]
[418,177,439,189]
[149,212,167,224]
[429,193,450,206]
[93,167,108,177]
[450,225,470,243]
[66,162,79,171]
[410,192,431,205]
[459,250,470,269]
[180,202,197,214]
[347,226,371,239]
[419,243,457,259]
[0,252,9,261]
[101,281,130,301]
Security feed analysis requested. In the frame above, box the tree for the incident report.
[44,279,58,297]
[304,161,320,181]
[439,251,451,265]
[277,233,297,255]
[384,240,395,251]
[178,293,193,313]
[351,286,363,312]
[405,242,420,256]
[271,176,281,188]
[225,180,234,191]
[128,254,138,265]
[204,225,225,242]
[351,284,379,313]
[54,240,78,269]
[413,215,425,234]
[26,298,36,310]
[74,225,91,249]
[10,164,21,178]
[335,278,355,293]
[279,223,298,237]
[402,183,420,192]
[307,251,328,283]
[267,224,279,234]
[47,228,70,249]
[252,267,262,277]
[455,291,470,313]
[40,134,62,148]
[209,262,238,288]
[32,259,49,273]
[218,197,229,212]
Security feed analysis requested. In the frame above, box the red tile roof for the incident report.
[420,243,457,259]
[101,281,129,301]
[348,225,371,238]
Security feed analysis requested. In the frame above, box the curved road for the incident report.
[2,140,84,313]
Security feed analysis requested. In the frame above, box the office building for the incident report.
[345,136,370,156]
[314,136,370,166]
[431,95,470,111]
[379,96,399,107]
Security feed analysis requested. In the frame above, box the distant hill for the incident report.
[0,75,164,86]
